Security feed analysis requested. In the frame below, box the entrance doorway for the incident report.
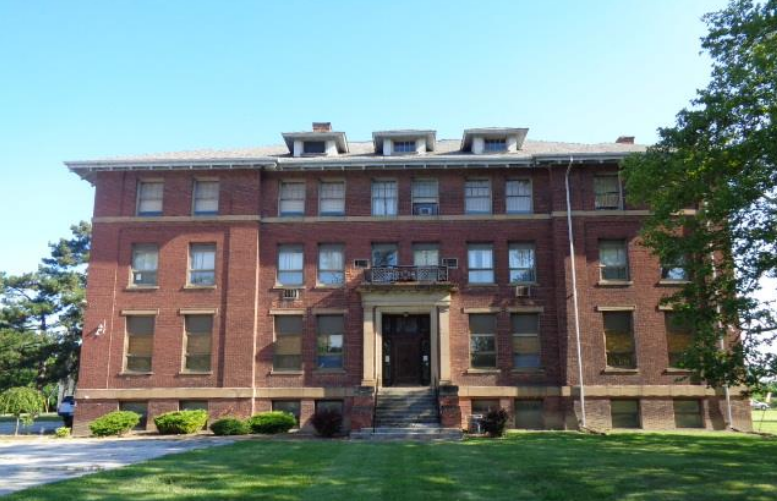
[382,314,431,386]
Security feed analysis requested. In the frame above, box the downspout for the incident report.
[565,157,587,428]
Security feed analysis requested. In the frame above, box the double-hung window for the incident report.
[611,400,641,428]
[662,256,689,281]
[183,315,212,372]
[318,244,344,286]
[506,179,532,213]
[136,181,164,216]
[125,315,154,373]
[412,179,439,215]
[470,314,497,369]
[319,181,345,216]
[603,311,636,369]
[372,243,398,268]
[316,315,344,369]
[278,245,304,286]
[413,244,439,267]
[279,181,305,216]
[372,180,397,216]
[465,180,491,214]
[131,244,158,286]
[665,312,692,368]
[512,313,541,369]
[193,180,219,216]
[599,240,629,281]
[189,244,216,286]
[509,243,536,283]
[468,244,494,284]
[594,175,622,210]
[674,400,704,428]
[273,315,303,371]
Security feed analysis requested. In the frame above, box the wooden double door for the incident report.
[382,314,431,387]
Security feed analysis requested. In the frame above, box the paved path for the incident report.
[0,437,233,496]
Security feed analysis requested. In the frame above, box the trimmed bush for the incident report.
[89,411,140,437]
[210,417,250,436]
[482,407,510,437]
[247,411,296,434]
[311,408,342,438]
[154,410,208,435]
[54,426,71,439]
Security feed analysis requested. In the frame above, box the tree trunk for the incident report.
[14,416,20,436]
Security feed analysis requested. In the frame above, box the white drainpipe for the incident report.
[565,157,587,428]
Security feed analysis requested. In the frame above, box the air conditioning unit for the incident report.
[417,206,434,216]
[515,285,533,298]
[353,259,370,269]
[281,289,300,301]
[442,258,458,269]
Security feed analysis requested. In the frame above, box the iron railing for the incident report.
[366,265,449,284]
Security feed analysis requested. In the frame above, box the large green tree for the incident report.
[622,0,776,389]
[0,222,90,392]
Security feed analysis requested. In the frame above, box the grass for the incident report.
[752,408,777,434]
[7,432,777,501]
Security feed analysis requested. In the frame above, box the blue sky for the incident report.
[0,0,727,274]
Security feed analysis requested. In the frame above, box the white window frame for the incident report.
[317,244,345,286]
[465,179,492,214]
[278,244,304,286]
[188,243,216,286]
[318,180,346,216]
[509,243,536,284]
[192,179,219,216]
[393,140,417,154]
[411,179,439,216]
[599,239,630,281]
[468,244,495,284]
[483,138,507,153]
[130,244,159,287]
[136,180,164,216]
[505,178,533,214]
[371,180,398,217]
[279,181,306,216]
[512,313,541,369]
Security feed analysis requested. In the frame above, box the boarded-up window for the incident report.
[273,400,301,425]
[184,315,212,372]
[594,175,621,209]
[274,315,303,370]
[472,400,500,415]
[515,400,544,429]
[666,312,692,368]
[611,400,640,429]
[512,313,541,369]
[119,401,148,430]
[125,316,154,373]
[604,311,636,369]
[470,314,497,368]
[674,400,704,429]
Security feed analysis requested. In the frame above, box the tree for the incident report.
[0,222,91,392]
[0,387,46,435]
[622,0,777,389]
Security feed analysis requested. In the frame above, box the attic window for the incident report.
[393,141,416,154]
[484,138,507,152]
[303,141,326,154]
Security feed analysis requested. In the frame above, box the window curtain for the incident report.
[372,181,397,215]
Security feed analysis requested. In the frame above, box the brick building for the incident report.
[67,124,751,435]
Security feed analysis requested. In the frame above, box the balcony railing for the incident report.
[366,265,449,284]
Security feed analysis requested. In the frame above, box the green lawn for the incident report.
[752,408,777,434]
[7,432,777,501]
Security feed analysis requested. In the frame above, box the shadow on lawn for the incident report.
[7,433,777,501]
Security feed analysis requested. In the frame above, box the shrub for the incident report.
[154,410,208,435]
[54,426,71,439]
[481,407,510,437]
[89,411,140,437]
[210,417,250,436]
[311,408,342,438]
[247,411,296,434]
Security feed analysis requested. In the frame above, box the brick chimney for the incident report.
[616,136,635,144]
[312,122,332,133]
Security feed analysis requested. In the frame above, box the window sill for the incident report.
[601,368,639,375]
[183,285,217,290]
[270,370,304,376]
[597,280,633,287]
[510,282,539,286]
[272,285,305,291]
[125,286,160,292]
[658,280,691,286]
[177,371,213,376]
[512,368,545,374]
[465,368,500,374]
[313,369,347,374]
[663,368,693,375]
[314,285,345,290]
[466,283,499,288]
[119,372,153,376]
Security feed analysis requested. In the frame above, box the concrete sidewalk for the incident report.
[0,436,233,496]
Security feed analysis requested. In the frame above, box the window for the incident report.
[119,401,148,430]
[278,245,304,286]
[483,138,507,152]
[317,315,344,369]
[611,400,641,429]
[514,400,544,429]
[279,182,305,216]
[465,180,491,214]
[136,181,163,216]
[662,256,689,281]
[372,180,397,216]
[180,400,209,428]
[413,244,439,267]
[131,244,158,286]
[393,140,416,153]
[594,175,622,209]
[509,243,536,283]
[472,400,500,415]
[183,315,212,372]
[512,313,541,369]
[412,179,439,215]
[372,243,398,268]
[272,400,301,426]
[315,400,343,415]
[599,240,629,281]
[273,315,303,371]
[674,400,704,428]
[303,141,326,154]
[470,314,497,369]
[603,311,636,369]
[125,316,154,373]
[468,244,494,284]
[318,245,344,285]
[189,244,216,286]
[193,180,219,216]
[506,179,532,213]
[665,312,692,368]
[319,181,345,216]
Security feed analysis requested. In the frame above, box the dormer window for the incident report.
[372,130,436,156]
[303,141,326,155]
[484,138,507,152]
[282,123,349,158]
[393,141,417,154]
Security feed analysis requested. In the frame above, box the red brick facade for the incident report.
[71,150,751,435]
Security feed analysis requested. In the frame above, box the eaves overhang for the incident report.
[280,131,349,154]
[371,130,437,154]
